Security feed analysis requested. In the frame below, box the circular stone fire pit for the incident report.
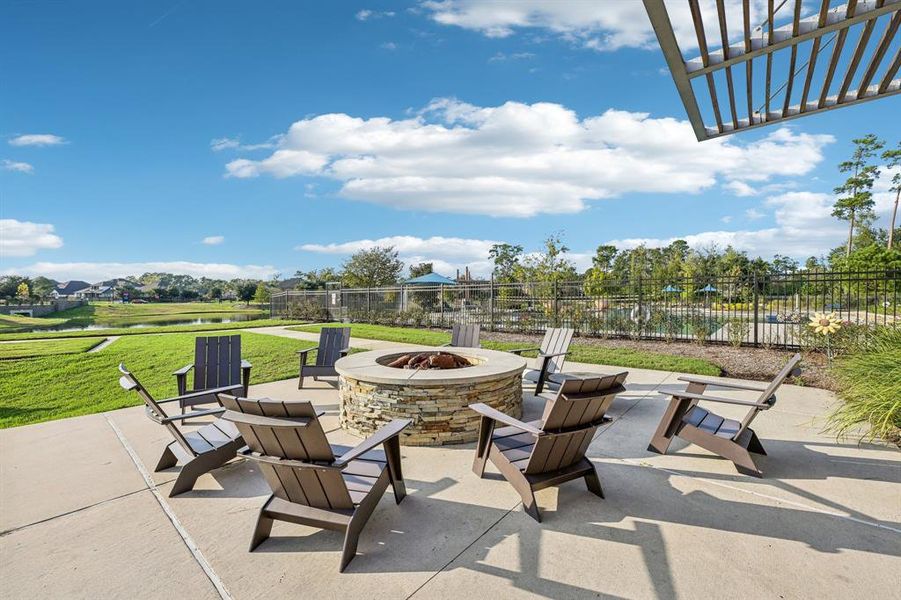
[336,347,526,446]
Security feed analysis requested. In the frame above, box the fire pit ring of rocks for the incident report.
[336,347,527,446]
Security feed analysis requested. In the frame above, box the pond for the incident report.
[27,312,267,332]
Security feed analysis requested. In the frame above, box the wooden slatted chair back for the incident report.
[450,323,480,347]
[739,353,802,431]
[525,375,626,476]
[193,335,243,392]
[539,327,574,374]
[219,396,352,510]
[117,364,194,456]
[317,327,350,367]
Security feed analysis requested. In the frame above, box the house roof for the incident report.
[404,273,457,286]
[55,280,91,295]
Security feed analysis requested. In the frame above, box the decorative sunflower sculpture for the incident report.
[809,312,842,335]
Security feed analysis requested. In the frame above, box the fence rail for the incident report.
[270,270,900,349]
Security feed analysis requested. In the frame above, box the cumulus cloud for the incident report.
[223,98,833,217]
[3,261,278,281]
[299,235,501,277]
[210,136,279,152]
[607,192,848,259]
[202,235,225,245]
[2,159,34,174]
[744,208,765,220]
[8,134,67,147]
[0,219,63,257]
[420,0,770,52]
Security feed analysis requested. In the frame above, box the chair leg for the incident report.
[154,444,178,472]
[169,461,203,497]
[521,488,542,523]
[297,369,304,389]
[384,436,406,503]
[249,509,273,551]
[647,396,694,455]
[340,526,361,573]
[724,445,763,478]
[584,466,605,499]
[471,417,494,478]
[746,430,767,455]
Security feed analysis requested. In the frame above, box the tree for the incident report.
[488,243,523,283]
[294,268,341,290]
[833,134,884,257]
[209,286,223,302]
[771,254,798,273]
[236,282,257,303]
[591,244,618,273]
[518,234,578,283]
[16,281,30,302]
[31,277,55,302]
[341,246,403,288]
[253,283,271,304]
[409,262,434,278]
[881,142,900,250]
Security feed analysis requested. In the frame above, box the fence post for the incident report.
[752,273,759,348]
[553,279,559,327]
[367,287,371,323]
[489,276,495,332]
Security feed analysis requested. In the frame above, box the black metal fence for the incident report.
[270,270,900,349]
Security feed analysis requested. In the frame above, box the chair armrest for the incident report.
[240,448,340,470]
[297,346,318,366]
[661,388,770,408]
[333,419,412,467]
[222,410,313,428]
[440,342,452,347]
[537,351,569,359]
[677,376,767,392]
[469,403,543,435]
[159,384,244,405]
[509,347,541,356]
[172,363,194,376]
[161,407,226,423]
[241,359,252,369]
[339,347,351,357]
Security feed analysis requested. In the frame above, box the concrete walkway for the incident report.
[1,340,899,599]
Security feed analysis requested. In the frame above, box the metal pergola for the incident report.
[644,0,901,141]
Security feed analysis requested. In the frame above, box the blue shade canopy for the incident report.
[404,273,457,286]
[662,285,682,292]
[699,284,718,292]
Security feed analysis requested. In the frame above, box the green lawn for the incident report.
[51,301,264,321]
[289,323,721,376]
[0,313,69,332]
[0,331,312,428]
[0,318,304,342]
[0,338,106,360]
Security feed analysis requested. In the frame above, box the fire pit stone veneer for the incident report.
[336,347,527,446]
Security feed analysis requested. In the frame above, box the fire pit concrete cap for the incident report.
[335,346,527,385]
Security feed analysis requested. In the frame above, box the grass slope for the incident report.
[50,301,264,320]
[0,331,311,428]
[0,313,69,332]
[0,338,105,360]
[289,323,721,375]
[0,318,303,341]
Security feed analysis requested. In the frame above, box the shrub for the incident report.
[827,326,901,445]
[687,314,712,345]
[725,317,750,347]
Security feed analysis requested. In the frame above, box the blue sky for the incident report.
[1,1,898,281]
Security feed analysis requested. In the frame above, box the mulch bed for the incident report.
[480,331,835,391]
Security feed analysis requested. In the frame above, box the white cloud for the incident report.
[420,0,770,52]
[299,235,501,277]
[744,208,765,220]
[380,41,398,50]
[607,192,847,259]
[356,9,395,21]
[724,181,757,197]
[223,98,833,217]
[2,159,34,174]
[202,235,225,245]
[0,219,63,257]
[3,261,277,281]
[720,215,733,223]
[488,51,535,62]
[8,134,67,147]
[210,136,279,152]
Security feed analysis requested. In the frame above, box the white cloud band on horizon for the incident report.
[0,219,64,257]
[223,98,833,218]
[2,261,278,282]
[8,134,67,147]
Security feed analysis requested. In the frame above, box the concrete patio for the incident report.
[2,343,899,599]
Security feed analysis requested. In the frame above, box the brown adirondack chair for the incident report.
[298,327,350,389]
[442,323,480,348]
[510,327,574,393]
[648,353,802,477]
[172,335,251,411]
[471,373,627,522]
[219,393,411,572]
[118,364,244,496]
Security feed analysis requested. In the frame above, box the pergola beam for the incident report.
[684,0,900,77]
